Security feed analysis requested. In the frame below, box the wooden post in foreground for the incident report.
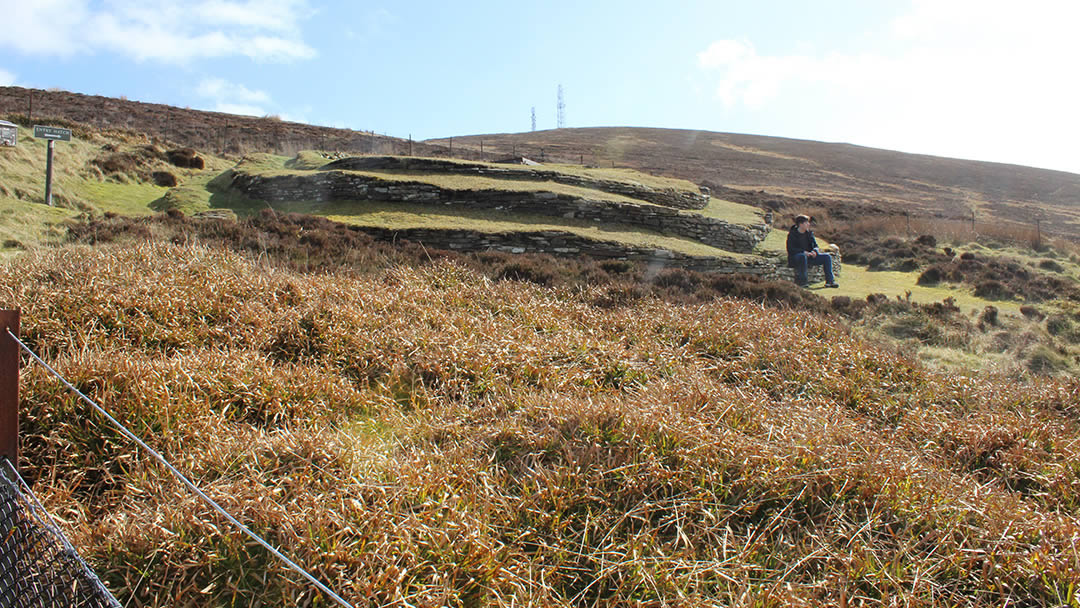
[0,309,19,471]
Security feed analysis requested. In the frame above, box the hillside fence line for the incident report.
[0,308,355,608]
[839,212,1063,253]
[0,87,609,167]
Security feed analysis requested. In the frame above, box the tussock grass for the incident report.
[4,240,1080,606]
[0,197,77,255]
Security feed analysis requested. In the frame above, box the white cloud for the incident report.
[0,0,315,63]
[196,77,274,117]
[197,77,271,104]
[193,0,313,31]
[0,0,92,56]
[0,69,15,86]
[696,1,1080,172]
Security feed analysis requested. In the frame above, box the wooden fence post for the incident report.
[0,309,19,471]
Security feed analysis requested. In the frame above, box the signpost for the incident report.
[0,121,16,148]
[33,125,72,206]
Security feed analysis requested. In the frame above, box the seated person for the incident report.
[786,214,838,288]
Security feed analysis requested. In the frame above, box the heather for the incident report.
[3,240,1080,607]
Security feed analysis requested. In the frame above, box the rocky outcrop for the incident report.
[230,170,770,253]
[321,156,710,210]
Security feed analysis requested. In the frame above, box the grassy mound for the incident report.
[5,239,1080,606]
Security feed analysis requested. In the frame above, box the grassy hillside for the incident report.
[6,238,1080,606]
[0,119,770,268]
[0,114,234,253]
[6,111,1080,377]
[7,85,1080,237]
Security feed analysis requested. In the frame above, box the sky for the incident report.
[1,0,1078,174]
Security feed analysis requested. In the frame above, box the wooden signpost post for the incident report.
[33,125,72,207]
[0,309,19,472]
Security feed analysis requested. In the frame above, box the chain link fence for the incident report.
[0,458,120,608]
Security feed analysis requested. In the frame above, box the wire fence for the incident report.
[3,326,355,608]
[0,457,121,608]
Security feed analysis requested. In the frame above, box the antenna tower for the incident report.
[557,85,566,129]
[531,106,537,131]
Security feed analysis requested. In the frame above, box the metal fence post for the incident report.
[0,309,19,471]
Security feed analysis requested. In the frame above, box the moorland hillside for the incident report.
[5,85,1080,235]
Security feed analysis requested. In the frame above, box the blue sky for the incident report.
[2,1,1078,174]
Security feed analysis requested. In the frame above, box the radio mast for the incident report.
[556,85,566,129]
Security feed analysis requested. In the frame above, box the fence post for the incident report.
[0,309,19,471]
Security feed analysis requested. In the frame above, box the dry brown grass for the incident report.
[837,215,1071,254]
[3,240,1080,606]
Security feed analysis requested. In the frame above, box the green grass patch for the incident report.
[78,180,166,215]
[699,197,764,225]
[757,227,789,255]
[0,196,78,257]
[835,264,1022,315]
[529,162,701,193]
[234,153,291,173]
[286,150,331,170]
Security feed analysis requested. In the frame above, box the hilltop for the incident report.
[435,128,1080,234]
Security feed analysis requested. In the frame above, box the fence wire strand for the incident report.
[6,329,354,608]
[0,456,121,608]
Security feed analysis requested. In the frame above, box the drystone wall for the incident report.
[230,171,769,253]
[772,260,843,283]
[320,156,710,210]
[342,226,840,280]
[354,226,780,275]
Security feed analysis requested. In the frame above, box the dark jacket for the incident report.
[786,224,818,267]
